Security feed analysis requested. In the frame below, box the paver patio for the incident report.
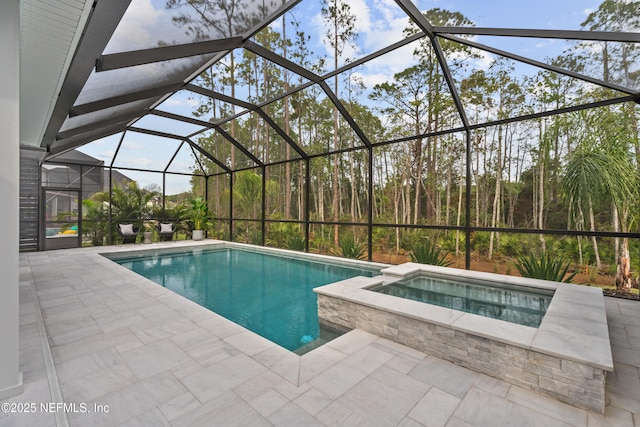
[2,241,639,426]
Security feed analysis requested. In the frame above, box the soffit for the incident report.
[19,0,93,147]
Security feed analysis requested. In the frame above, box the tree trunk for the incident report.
[455,162,464,256]
[489,127,503,261]
[445,162,452,226]
[412,139,423,224]
[538,154,546,253]
[588,196,601,269]
[615,239,633,290]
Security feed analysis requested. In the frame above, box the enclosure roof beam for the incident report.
[431,37,470,128]
[56,108,149,140]
[185,84,256,110]
[393,0,469,127]
[213,127,264,168]
[244,40,322,83]
[48,123,126,157]
[186,32,425,134]
[164,141,184,173]
[96,37,244,72]
[319,82,373,148]
[185,142,208,175]
[127,127,185,141]
[439,33,640,97]
[41,0,132,148]
[394,0,434,35]
[255,109,308,160]
[470,95,639,131]
[434,27,640,43]
[185,138,231,174]
[323,32,425,81]
[69,82,184,117]
[150,110,215,129]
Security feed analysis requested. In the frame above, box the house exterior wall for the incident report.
[0,0,23,399]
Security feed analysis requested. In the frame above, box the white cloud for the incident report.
[99,150,115,161]
[130,158,155,167]
[122,140,146,151]
[105,0,165,53]
[352,71,389,88]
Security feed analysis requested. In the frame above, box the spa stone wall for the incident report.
[317,294,607,414]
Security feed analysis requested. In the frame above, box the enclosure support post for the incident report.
[305,158,310,253]
[205,175,209,239]
[465,129,472,270]
[162,173,166,221]
[261,166,266,246]
[108,167,113,245]
[229,172,234,241]
[368,146,373,261]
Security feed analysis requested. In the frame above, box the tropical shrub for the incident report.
[513,252,577,283]
[331,235,366,260]
[266,222,303,248]
[81,199,109,246]
[187,197,212,231]
[471,232,490,257]
[409,240,452,267]
[286,234,306,251]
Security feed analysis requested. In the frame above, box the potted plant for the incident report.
[141,203,156,244]
[188,197,212,241]
[142,222,154,244]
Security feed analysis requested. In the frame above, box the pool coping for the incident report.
[101,240,390,272]
[100,240,390,356]
[314,262,614,371]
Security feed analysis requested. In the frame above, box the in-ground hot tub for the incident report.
[369,272,553,328]
[314,262,613,413]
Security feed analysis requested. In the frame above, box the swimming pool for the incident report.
[110,246,381,353]
[369,275,552,327]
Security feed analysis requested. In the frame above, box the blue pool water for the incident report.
[371,275,553,327]
[112,247,379,352]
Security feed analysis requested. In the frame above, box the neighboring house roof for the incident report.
[48,149,104,166]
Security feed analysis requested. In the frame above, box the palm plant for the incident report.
[560,111,637,288]
[409,240,452,267]
[163,202,190,238]
[331,235,366,260]
[513,252,577,283]
[81,198,109,246]
[286,234,306,251]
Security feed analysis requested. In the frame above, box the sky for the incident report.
[77,0,605,194]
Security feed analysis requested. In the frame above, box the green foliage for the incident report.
[471,232,490,257]
[372,227,395,253]
[439,232,465,253]
[331,235,366,260]
[81,198,109,246]
[409,240,452,267]
[310,233,332,254]
[514,252,578,283]
[80,182,160,245]
[399,230,423,252]
[266,222,304,249]
[233,171,262,219]
[163,202,191,236]
[286,234,306,251]
[498,234,527,258]
[109,181,159,226]
[188,197,212,230]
